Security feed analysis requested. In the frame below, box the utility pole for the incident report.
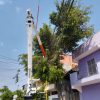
[26,9,33,96]
[25,8,45,100]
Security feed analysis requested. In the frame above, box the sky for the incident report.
[0,0,100,91]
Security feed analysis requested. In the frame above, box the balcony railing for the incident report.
[73,43,89,60]
[73,33,100,60]
[70,71,100,90]
[45,84,56,91]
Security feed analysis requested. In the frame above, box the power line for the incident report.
[0,68,18,71]
[0,67,24,71]
[0,55,25,71]
[0,54,20,65]
[0,60,19,65]
[0,60,24,71]
[0,54,18,62]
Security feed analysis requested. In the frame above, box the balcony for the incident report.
[45,84,56,91]
[70,72,100,91]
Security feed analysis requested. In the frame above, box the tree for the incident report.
[14,90,24,100]
[19,24,64,83]
[19,0,93,99]
[49,0,93,99]
[0,86,24,100]
[50,0,93,52]
[0,86,13,100]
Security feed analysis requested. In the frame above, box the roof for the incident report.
[73,32,100,61]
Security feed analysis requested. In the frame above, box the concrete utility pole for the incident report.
[26,9,33,95]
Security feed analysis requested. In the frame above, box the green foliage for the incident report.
[33,24,53,55]
[0,86,13,100]
[19,54,28,74]
[0,86,24,100]
[32,24,65,83]
[49,66,63,83]
[19,0,93,88]
[50,0,93,52]
[33,56,49,82]
[33,56,64,83]
[13,90,24,100]
[19,24,64,83]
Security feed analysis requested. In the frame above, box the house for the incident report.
[70,32,100,100]
[45,84,58,100]
[45,54,79,100]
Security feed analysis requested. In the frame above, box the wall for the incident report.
[78,50,100,79]
[82,83,100,100]
[49,94,58,100]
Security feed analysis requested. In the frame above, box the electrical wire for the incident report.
[0,59,24,71]
[0,67,24,71]
[0,54,19,65]
[0,60,19,65]
[0,54,18,62]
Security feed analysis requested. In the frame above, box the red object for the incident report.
[39,44,46,57]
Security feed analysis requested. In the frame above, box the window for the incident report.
[87,58,97,75]
[51,91,58,95]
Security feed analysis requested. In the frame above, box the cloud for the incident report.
[0,0,5,5]
[12,49,19,52]
[15,6,21,13]
[0,0,12,6]
[0,42,4,47]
